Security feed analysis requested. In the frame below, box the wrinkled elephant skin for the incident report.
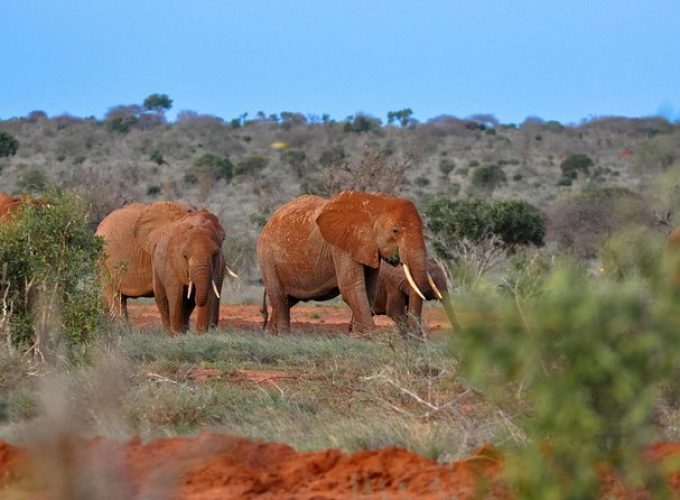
[257,191,430,335]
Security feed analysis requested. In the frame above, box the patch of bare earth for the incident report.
[127,303,450,335]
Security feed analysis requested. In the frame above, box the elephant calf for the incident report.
[352,260,448,336]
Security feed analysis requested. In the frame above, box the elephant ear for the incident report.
[316,191,381,268]
[134,201,193,254]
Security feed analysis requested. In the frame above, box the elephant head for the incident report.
[316,191,430,329]
[134,203,225,332]
[167,210,225,308]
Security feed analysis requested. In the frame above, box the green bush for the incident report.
[17,168,49,193]
[185,154,233,184]
[425,197,545,258]
[414,175,430,187]
[343,114,382,133]
[0,191,104,351]
[0,131,19,158]
[233,154,268,176]
[450,262,679,496]
[318,147,346,168]
[560,153,593,180]
[107,116,137,133]
[146,185,161,196]
[470,164,507,192]
[438,159,456,176]
[149,150,166,166]
[280,149,307,176]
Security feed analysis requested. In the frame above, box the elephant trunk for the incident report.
[400,244,429,335]
[189,261,212,307]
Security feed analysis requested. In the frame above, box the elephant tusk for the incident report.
[225,265,239,279]
[212,280,221,299]
[403,264,426,301]
[427,271,443,300]
[187,281,193,299]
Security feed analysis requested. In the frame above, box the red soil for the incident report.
[0,433,506,499]
[5,435,680,498]
[128,303,451,334]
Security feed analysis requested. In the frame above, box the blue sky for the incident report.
[1,0,679,124]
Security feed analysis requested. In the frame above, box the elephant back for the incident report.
[133,201,194,253]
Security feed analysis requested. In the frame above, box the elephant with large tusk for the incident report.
[257,191,431,335]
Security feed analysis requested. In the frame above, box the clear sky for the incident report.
[2,0,679,124]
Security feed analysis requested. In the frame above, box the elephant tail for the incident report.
[260,290,269,330]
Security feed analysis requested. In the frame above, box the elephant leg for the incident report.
[154,286,171,332]
[261,268,290,334]
[209,275,223,328]
[267,292,290,334]
[194,305,209,332]
[167,290,187,333]
[385,292,408,335]
[182,298,196,332]
[334,256,374,334]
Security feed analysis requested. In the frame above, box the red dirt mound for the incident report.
[6,434,680,498]
[0,433,506,499]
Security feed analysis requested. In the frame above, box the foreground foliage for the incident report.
[449,257,680,497]
[0,191,104,352]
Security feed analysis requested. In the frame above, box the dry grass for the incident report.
[0,325,513,462]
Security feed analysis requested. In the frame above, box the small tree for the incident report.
[280,149,307,177]
[185,154,233,185]
[560,154,593,184]
[0,131,19,158]
[233,154,268,176]
[149,150,167,166]
[470,164,507,193]
[343,113,382,133]
[387,108,415,127]
[17,169,50,193]
[143,93,173,113]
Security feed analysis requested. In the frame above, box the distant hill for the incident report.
[1,110,679,277]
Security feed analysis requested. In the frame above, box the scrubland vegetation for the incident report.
[3,100,680,495]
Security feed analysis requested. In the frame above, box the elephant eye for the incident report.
[391,228,400,236]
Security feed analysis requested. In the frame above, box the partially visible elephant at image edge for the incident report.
[0,192,48,221]
[257,190,431,335]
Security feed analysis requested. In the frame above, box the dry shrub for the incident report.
[546,187,654,258]
[303,148,417,196]
[63,167,134,227]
